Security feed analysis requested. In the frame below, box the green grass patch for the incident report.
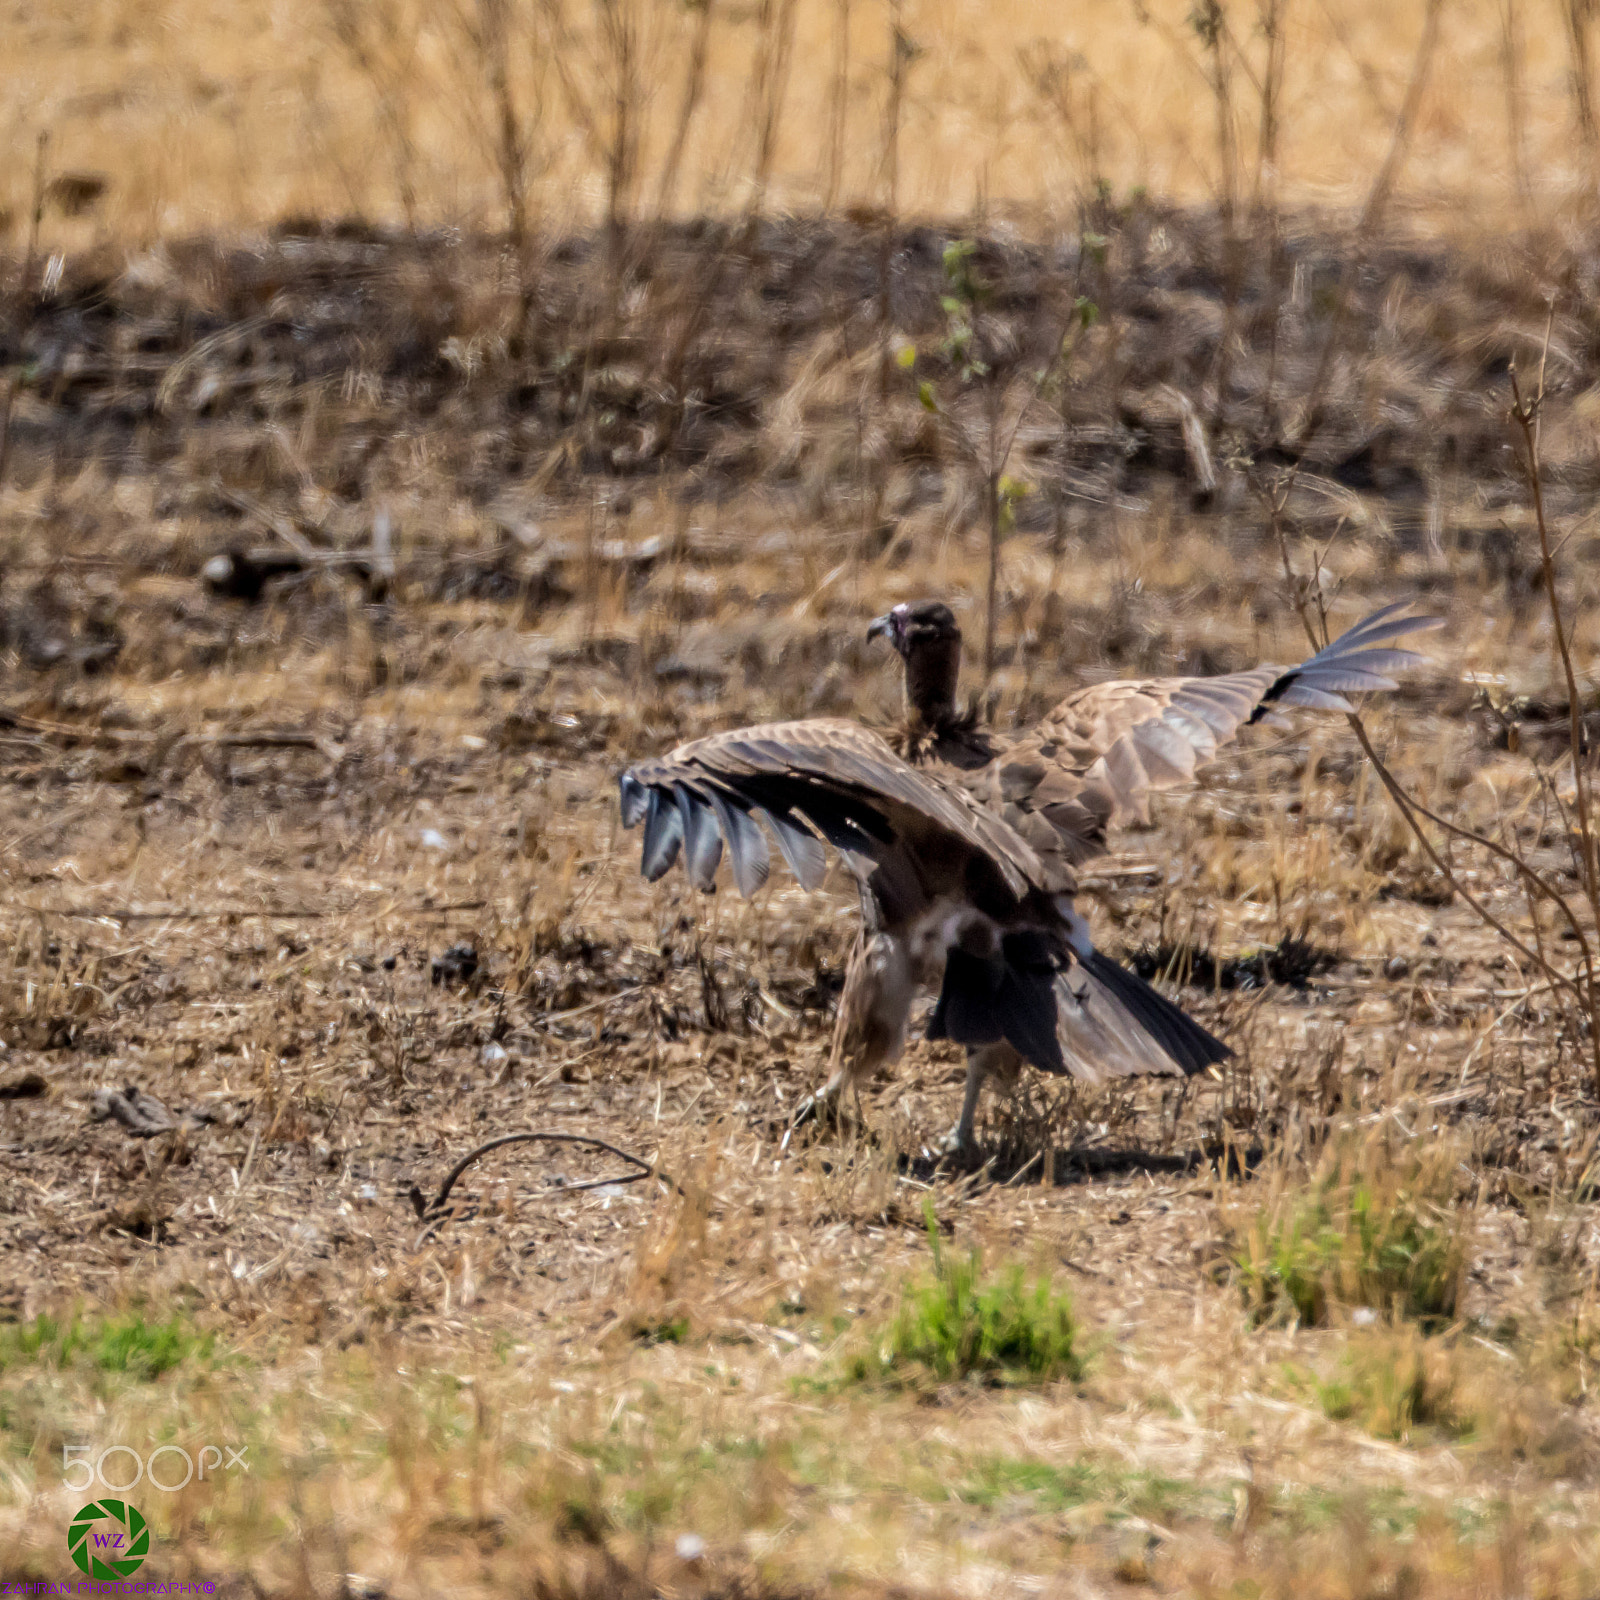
[845,1202,1082,1388]
[1278,1329,1467,1443]
[1277,1483,1500,1544]
[955,1456,1219,1524]
[1226,1129,1467,1329]
[959,1455,1503,1546]
[0,1311,215,1380]
[627,1315,689,1346]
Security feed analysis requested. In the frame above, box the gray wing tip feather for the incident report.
[1275,685,1355,712]
[1270,606,1443,713]
[1311,607,1447,664]
[675,783,724,892]
[618,771,649,828]
[624,767,834,899]
[640,786,685,881]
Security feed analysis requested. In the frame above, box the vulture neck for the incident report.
[904,637,962,730]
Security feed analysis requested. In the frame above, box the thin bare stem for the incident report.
[1510,368,1600,922]
[1499,0,1532,210]
[824,0,852,209]
[745,0,799,218]
[1253,0,1289,212]
[655,0,717,217]
[1275,521,1594,1012]
[487,0,529,247]
[876,0,912,399]
[324,0,422,233]
[1565,0,1600,194]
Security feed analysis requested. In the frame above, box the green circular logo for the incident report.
[68,1499,149,1578]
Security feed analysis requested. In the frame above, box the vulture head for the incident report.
[868,600,962,725]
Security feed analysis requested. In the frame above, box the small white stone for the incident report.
[675,1534,705,1563]
[1351,1306,1378,1327]
[481,1042,509,1066]
[420,828,449,850]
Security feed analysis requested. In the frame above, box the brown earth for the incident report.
[0,215,1599,1594]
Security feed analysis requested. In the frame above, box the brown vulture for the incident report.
[618,600,1441,1157]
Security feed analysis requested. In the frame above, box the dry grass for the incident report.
[4,8,1600,1577]
[3,0,1600,246]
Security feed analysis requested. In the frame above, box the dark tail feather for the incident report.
[1082,951,1231,1075]
[926,947,1004,1048]
[927,941,1227,1081]
[927,947,1067,1075]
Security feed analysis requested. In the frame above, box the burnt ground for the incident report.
[0,213,1599,1593]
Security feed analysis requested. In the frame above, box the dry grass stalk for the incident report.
[742,0,800,220]
[1499,0,1533,210]
[322,0,426,232]
[652,0,717,216]
[0,132,49,493]
[1567,0,1600,189]
[823,0,852,210]
[463,0,534,251]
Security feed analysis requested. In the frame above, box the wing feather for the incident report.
[706,789,771,898]
[640,786,684,881]
[675,783,724,892]
[756,805,828,890]
[1032,605,1440,825]
[620,718,1046,903]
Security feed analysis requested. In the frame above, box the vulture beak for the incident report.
[867,611,899,648]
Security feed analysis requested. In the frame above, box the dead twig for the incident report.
[1269,297,1600,1093]
[0,708,336,760]
[23,900,485,922]
[410,1130,675,1243]
[89,1085,213,1138]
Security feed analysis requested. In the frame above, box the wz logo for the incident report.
[67,1500,149,1579]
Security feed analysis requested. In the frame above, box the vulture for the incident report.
[618,599,1441,1158]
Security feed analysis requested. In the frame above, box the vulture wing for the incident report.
[619,718,1056,918]
[979,604,1444,859]
[622,720,1227,1085]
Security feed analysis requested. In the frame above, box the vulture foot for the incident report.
[786,1084,855,1142]
[933,1122,987,1170]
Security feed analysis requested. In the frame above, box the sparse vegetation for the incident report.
[845,1203,1082,1387]
[1,0,1597,241]
[3,0,1600,1593]
[0,1311,215,1381]
[1307,1325,1467,1443]
[1228,1131,1469,1330]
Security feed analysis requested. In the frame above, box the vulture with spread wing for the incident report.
[619,600,1441,1157]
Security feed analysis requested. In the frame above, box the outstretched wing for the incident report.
[619,718,1056,917]
[1031,602,1443,827]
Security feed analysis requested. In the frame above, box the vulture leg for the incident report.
[793,930,913,1131]
[938,1042,1022,1162]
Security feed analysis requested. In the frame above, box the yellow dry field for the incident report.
[0,0,1588,243]
[2,4,1600,1595]
[4,468,1598,1597]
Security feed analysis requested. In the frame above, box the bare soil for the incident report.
[2,215,1599,1594]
